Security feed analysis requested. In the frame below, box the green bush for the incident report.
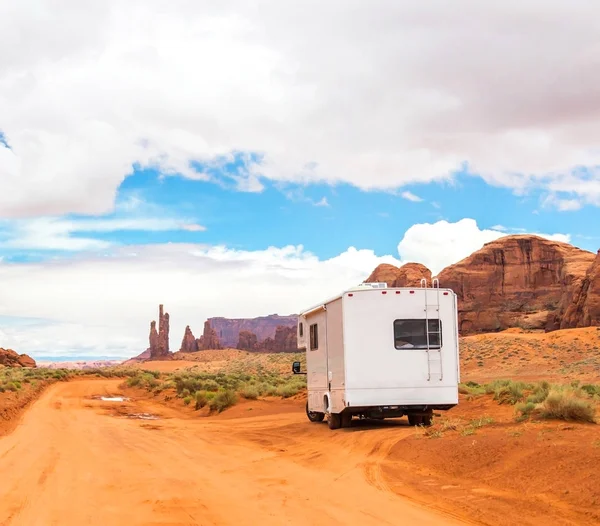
[240,384,259,400]
[494,382,525,405]
[183,395,193,406]
[540,390,596,423]
[208,390,238,413]
[195,391,208,410]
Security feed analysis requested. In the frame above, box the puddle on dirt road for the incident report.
[90,395,130,402]
[125,413,160,420]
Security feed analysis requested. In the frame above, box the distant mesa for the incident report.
[178,315,298,354]
[0,348,36,368]
[365,235,600,334]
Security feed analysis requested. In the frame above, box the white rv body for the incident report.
[295,281,460,428]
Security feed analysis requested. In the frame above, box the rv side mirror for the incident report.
[292,361,304,375]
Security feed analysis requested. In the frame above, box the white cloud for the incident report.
[313,197,330,207]
[401,191,423,202]
[491,224,508,231]
[0,215,203,251]
[0,218,574,359]
[397,218,571,275]
[2,1,600,217]
[181,224,207,232]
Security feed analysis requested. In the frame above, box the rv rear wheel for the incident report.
[422,410,433,427]
[408,414,422,426]
[328,412,342,430]
[341,412,352,428]
[306,401,325,422]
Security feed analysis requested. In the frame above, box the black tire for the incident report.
[306,401,325,422]
[328,412,342,430]
[408,414,423,426]
[341,412,352,428]
[422,411,433,427]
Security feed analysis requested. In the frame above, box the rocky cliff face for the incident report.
[0,348,36,368]
[148,304,172,360]
[366,262,432,287]
[558,249,600,329]
[180,325,199,353]
[366,235,599,334]
[207,315,297,348]
[198,320,222,350]
[237,330,258,351]
[436,236,596,334]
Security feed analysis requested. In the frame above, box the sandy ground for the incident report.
[0,379,468,526]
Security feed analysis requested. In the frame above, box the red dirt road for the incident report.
[0,379,468,526]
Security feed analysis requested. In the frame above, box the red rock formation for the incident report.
[434,236,597,334]
[147,304,172,360]
[179,325,199,353]
[272,325,297,352]
[559,250,600,328]
[0,348,36,368]
[207,315,297,348]
[237,330,258,352]
[198,320,222,350]
[366,263,432,287]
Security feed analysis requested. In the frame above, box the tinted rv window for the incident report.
[309,323,318,350]
[299,322,304,337]
[393,319,442,349]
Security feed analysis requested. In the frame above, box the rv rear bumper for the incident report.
[343,386,458,409]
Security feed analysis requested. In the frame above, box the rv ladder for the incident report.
[421,278,444,382]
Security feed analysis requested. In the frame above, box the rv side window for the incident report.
[299,322,304,337]
[309,323,318,351]
[393,319,442,349]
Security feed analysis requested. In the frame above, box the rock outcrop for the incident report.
[366,263,432,287]
[0,348,36,368]
[366,235,600,334]
[207,315,297,348]
[198,321,222,350]
[180,325,199,353]
[148,304,172,360]
[558,249,600,329]
[237,330,258,352]
[435,236,596,334]
[261,326,297,353]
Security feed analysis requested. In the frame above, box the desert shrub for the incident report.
[470,416,494,428]
[539,389,596,423]
[276,384,300,398]
[527,382,550,404]
[183,395,193,406]
[494,381,525,405]
[581,384,600,398]
[209,390,238,413]
[195,391,208,409]
[258,383,277,396]
[239,384,259,400]
[515,401,536,421]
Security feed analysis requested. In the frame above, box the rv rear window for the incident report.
[309,323,318,351]
[393,319,442,349]
[299,322,304,337]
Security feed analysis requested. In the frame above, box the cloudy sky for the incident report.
[1,1,599,360]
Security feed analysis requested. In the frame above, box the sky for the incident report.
[1,1,599,360]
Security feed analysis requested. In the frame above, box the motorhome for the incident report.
[292,279,460,429]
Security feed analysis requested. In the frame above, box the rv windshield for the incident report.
[393,319,442,349]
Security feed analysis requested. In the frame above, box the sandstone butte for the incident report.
[147,304,172,360]
[366,235,600,334]
[0,348,36,368]
[178,321,296,353]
